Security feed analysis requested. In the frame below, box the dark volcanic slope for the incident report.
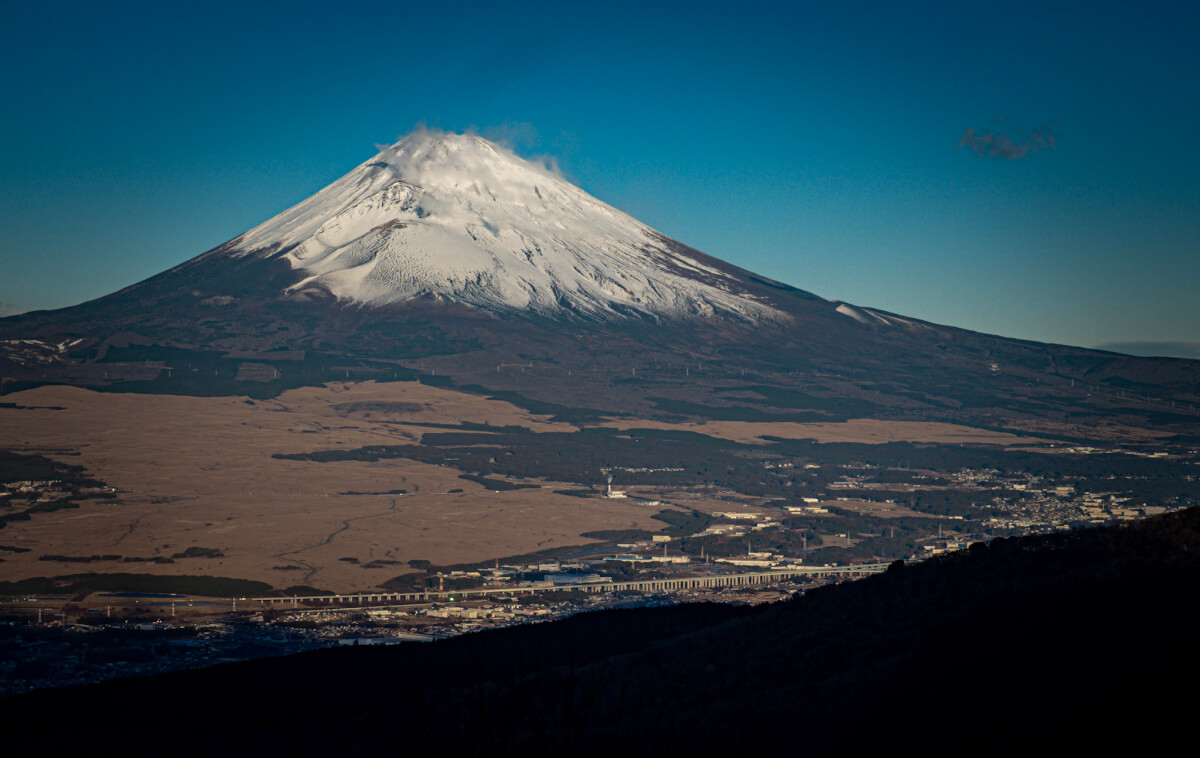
[9,509,1200,756]
[2,132,1198,434]
[3,242,1199,441]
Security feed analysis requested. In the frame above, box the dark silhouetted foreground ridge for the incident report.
[8,507,1200,756]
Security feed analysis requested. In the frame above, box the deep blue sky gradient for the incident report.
[2,0,1197,352]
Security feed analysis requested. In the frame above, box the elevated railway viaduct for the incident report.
[250,565,889,606]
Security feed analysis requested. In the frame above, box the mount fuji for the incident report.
[1,129,1197,435]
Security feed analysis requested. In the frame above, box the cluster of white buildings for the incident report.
[1,479,69,502]
[605,553,691,565]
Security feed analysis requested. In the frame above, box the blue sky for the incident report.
[2,0,1197,354]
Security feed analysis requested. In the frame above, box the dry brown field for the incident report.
[603,418,1044,445]
[617,486,781,519]
[999,417,1175,443]
[812,498,935,519]
[1,381,1054,593]
[0,382,655,592]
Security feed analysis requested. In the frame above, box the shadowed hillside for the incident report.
[7,507,1200,756]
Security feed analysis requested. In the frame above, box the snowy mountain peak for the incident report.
[374,130,557,192]
[223,129,783,321]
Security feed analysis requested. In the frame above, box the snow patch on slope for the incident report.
[224,129,780,321]
[837,302,933,331]
[836,303,872,324]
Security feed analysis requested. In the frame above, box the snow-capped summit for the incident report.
[220,129,782,321]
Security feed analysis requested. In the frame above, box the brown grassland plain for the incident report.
[0,382,655,591]
[601,417,1042,446]
[1,381,1040,592]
